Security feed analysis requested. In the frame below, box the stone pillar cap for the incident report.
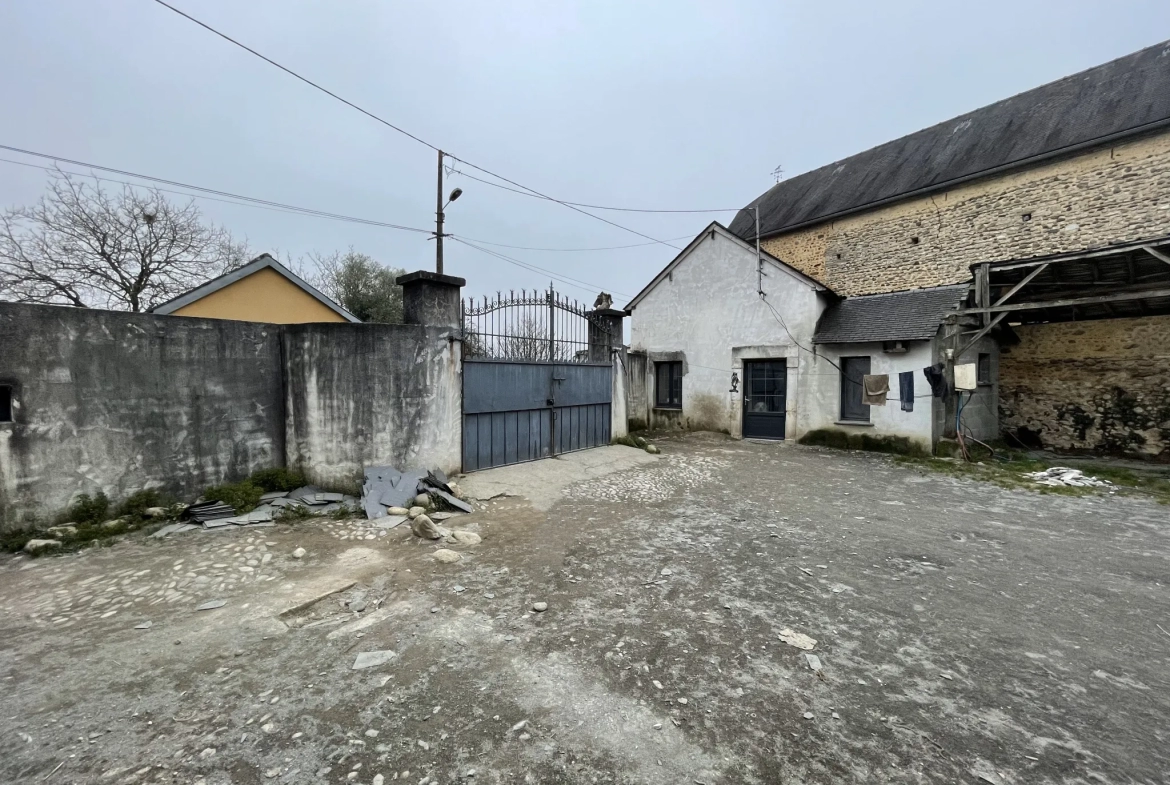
[395,271,466,287]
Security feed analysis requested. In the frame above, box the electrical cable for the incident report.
[0,145,433,235]
[446,168,741,214]
[148,0,697,250]
[449,236,632,299]
[449,234,695,252]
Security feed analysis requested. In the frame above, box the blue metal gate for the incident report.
[461,286,615,472]
[462,360,611,471]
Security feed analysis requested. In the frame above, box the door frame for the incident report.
[731,347,793,441]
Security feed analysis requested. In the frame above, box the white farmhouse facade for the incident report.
[624,222,997,451]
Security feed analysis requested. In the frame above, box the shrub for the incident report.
[202,481,263,513]
[65,492,110,525]
[115,489,168,519]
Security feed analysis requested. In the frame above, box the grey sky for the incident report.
[2,1,1169,306]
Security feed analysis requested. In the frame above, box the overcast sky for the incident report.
[2,1,1169,306]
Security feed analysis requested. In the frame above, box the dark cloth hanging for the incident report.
[923,363,947,398]
[899,371,914,412]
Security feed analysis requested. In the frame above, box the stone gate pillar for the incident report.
[588,308,626,364]
[397,271,465,329]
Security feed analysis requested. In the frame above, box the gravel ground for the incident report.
[1,433,1167,784]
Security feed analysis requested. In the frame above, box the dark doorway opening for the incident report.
[742,360,787,440]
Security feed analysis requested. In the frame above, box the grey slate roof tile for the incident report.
[812,285,968,344]
[729,40,1170,240]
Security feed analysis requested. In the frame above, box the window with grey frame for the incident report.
[839,356,871,422]
[655,361,683,409]
[977,353,992,385]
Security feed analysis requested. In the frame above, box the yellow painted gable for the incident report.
[171,267,348,324]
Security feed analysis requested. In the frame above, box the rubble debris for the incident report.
[778,628,817,650]
[362,464,474,520]
[260,491,289,501]
[804,653,823,672]
[1025,467,1115,488]
[430,488,473,514]
[195,600,227,611]
[432,549,462,563]
[352,650,398,670]
[187,500,236,523]
[373,515,408,529]
[152,523,186,539]
[134,621,153,630]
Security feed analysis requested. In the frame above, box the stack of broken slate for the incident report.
[186,499,276,529]
[268,487,360,515]
[361,465,473,521]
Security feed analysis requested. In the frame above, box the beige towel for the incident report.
[862,374,889,406]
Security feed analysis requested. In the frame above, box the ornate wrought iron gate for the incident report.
[461,287,615,472]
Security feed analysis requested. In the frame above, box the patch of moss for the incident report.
[798,429,929,458]
[249,467,308,494]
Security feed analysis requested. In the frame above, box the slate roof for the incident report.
[729,40,1170,240]
[812,285,968,344]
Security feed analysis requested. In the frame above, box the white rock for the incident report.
[353,650,398,669]
[432,549,462,564]
[23,539,62,554]
[531,601,548,612]
[414,493,431,507]
[448,530,482,546]
[292,547,306,559]
[411,515,443,540]
[386,506,410,516]
[408,506,426,519]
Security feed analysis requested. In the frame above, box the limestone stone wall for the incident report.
[762,131,1170,294]
[999,316,1170,458]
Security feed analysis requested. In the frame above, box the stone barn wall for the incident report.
[999,315,1170,458]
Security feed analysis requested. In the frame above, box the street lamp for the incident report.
[435,152,463,275]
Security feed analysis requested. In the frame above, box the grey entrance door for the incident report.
[742,360,787,440]
[462,360,612,471]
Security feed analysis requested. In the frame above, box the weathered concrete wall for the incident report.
[283,324,462,486]
[0,303,284,530]
[804,341,938,449]
[625,351,650,431]
[0,302,463,531]
[763,131,1170,295]
[1000,316,1170,458]
[629,228,826,437]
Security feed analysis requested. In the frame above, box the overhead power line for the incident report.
[450,234,695,252]
[448,168,740,214]
[0,144,433,234]
[450,237,632,299]
[0,145,630,296]
[147,0,709,250]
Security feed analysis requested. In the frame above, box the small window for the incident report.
[977,353,992,385]
[655,362,683,409]
[840,357,871,422]
[0,386,12,422]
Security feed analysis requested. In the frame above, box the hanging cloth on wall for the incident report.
[923,364,947,398]
[862,374,889,406]
[899,371,914,412]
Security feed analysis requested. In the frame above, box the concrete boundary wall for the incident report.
[0,301,461,531]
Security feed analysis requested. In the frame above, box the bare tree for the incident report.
[0,170,249,312]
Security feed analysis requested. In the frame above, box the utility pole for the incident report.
[435,149,445,275]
